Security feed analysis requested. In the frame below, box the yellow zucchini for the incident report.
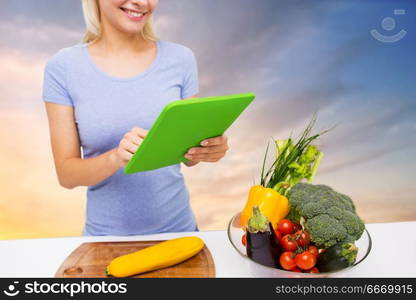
[106,236,204,277]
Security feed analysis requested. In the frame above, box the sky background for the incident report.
[0,0,415,239]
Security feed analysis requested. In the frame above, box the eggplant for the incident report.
[246,206,281,268]
[316,243,358,272]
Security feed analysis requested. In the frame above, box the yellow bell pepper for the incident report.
[240,185,289,229]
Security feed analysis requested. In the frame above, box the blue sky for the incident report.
[0,0,415,237]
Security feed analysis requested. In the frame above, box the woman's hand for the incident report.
[111,127,148,168]
[184,135,229,166]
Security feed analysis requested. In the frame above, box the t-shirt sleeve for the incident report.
[181,47,199,99]
[42,50,74,106]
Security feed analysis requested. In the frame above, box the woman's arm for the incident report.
[45,103,146,189]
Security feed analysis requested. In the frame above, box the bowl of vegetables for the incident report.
[227,210,372,278]
[227,116,372,277]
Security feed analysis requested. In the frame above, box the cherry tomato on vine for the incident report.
[308,267,320,273]
[277,219,295,235]
[279,251,296,271]
[295,251,317,270]
[293,223,302,232]
[281,234,298,251]
[307,245,319,257]
[295,230,310,247]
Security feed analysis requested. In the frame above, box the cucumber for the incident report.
[317,243,358,272]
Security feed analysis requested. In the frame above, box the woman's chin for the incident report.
[117,22,147,36]
[117,26,144,37]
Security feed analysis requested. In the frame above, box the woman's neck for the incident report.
[93,20,151,55]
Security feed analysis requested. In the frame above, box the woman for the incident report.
[42,0,229,236]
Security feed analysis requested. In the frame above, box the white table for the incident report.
[1,221,415,277]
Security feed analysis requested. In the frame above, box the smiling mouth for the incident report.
[120,7,148,18]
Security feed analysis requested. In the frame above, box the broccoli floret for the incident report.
[287,183,365,248]
[305,214,347,248]
[340,210,365,240]
[302,198,336,219]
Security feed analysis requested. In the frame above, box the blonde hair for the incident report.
[81,0,158,43]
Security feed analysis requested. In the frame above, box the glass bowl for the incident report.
[227,212,372,278]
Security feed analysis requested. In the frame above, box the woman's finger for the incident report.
[125,132,142,146]
[118,148,134,161]
[187,145,229,155]
[132,127,148,138]
[200,135,228,147]
[121,139,139,154]
[203,158,220,162]
[185,152,225,161]
[188,157,220,163]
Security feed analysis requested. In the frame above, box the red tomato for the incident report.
[308,267,320,273]
[318,248,326,254]
[293,223,302,232]
[307,245,319,257]
[295,251,317,270]
[277,219,295,235]
[242,234,246,246]
[273,228,282,242]
[281,234,298,251]
[291,267,302,273]
[295,230,310,247]
[279,251,296,271]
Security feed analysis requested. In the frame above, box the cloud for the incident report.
[0,1,415,238]
[0,0,84,30]
[320,143,416,174]
[0,51,46,113]
[0,110,86,239]
[0,19,83,56]
[165,1,416,227]
[155,0,324,95]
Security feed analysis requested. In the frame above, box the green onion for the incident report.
[260,114,331,195]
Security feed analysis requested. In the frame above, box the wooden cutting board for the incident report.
[55,240,215,278]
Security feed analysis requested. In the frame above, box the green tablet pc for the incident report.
[124,93,255,174]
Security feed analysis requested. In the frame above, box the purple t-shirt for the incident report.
[42,40,199,236]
